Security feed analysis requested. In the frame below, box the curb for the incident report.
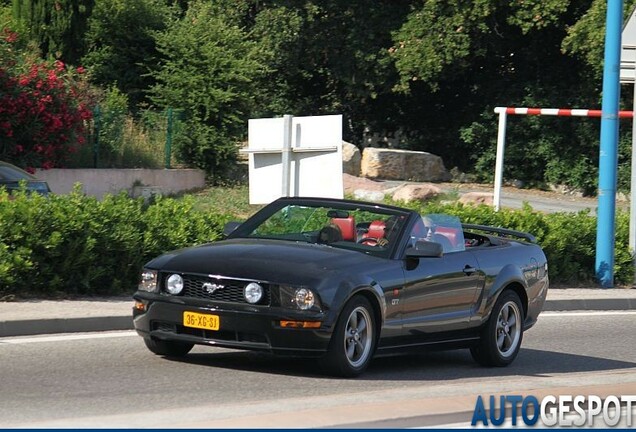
[1,297,635,338]
[542,298,636,312]
[0,316,133,338]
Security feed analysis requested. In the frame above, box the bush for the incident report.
[1,187,632,297]
[0,187,231,297]
[148,1,269,178]
[0,28,94,170]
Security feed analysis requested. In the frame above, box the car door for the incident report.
[400,249,484,337]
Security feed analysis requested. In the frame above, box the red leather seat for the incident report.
[364,220,386,241]
[331,216,356,241]
[435,226,459,248]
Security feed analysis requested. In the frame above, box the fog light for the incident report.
[166,274,184,295]
[139,270,158,292]
[244,282,263,304]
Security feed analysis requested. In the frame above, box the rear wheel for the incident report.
[144,337,193,357]
[471,290,524,367]
[320,296,376,377]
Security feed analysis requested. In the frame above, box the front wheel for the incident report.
[320,296,376,377]
[144,337,193,357]
[470,290,524,367]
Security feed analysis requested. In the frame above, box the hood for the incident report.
[145,238,380,286]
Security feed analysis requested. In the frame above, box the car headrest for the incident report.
[331,216,356,241]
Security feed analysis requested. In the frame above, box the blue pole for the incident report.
[596,0,624,288]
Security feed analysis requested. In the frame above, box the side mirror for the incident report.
[223,221,242,237]
[405,240,443,258]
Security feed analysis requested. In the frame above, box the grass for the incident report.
[67,111,175,169]
[193,184,462,221]
[190,183,263,220]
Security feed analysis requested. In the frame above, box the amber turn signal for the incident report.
[134,301,146,312]
[280,320,321,329]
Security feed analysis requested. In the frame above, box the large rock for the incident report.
[353,189,385,202]
[459,192,493,206]
[342,173,385,194]
[342,141,361,176]
[361,148,451,182]
[392,183,442,203]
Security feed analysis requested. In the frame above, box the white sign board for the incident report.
[621,7,636,83]
[245,114,343,204]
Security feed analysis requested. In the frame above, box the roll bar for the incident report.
[462,224,537,244]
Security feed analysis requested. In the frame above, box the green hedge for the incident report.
[0,188,231,297]
[1,189,632,298]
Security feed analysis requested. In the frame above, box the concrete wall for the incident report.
[35,168,206,199]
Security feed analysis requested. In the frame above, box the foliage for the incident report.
[92,85,127,166]
[190,183,261,220]
[11,0,94,64]
[81,0,173,108]
[247,1,411,143]
[0,28,94,170]
[67,103,180,169]
[5,0,636,190]
[563,0,636,79]
[2,182,633,295]
[0,187,231,297]
[148,0,269,179]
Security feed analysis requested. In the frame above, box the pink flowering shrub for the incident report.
[0,28,94,171]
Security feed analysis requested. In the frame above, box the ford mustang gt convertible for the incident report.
[133,197,548,377]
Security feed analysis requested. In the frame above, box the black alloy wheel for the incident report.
[470,290,524,367]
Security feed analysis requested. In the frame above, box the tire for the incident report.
[320,296,377,377]
[144,337,194,357]
[470,290,524,367]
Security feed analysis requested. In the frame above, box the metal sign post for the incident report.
[280,114,292,197]
[595,0,623,288]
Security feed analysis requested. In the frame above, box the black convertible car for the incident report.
[133,197,548,377]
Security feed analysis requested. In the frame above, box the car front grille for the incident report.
[161,273,271,306]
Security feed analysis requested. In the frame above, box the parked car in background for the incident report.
[133,197,549,377]
[0,161,51,196]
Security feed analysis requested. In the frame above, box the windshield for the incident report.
[409,213,466,253]
[233,201,410,258]
[0,164,37,181]
[1,181,50,195]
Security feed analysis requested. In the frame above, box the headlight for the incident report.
[139,270,158,292]
[279,285,320,311]
[166,274,184,295]
[244,282,263,304]
[294,288,315,310]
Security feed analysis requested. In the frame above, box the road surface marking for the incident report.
[0,330,137,345]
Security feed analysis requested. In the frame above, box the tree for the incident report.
[247,1,411,144]
[81,0,174,109]
[11,0,94,64]
[384,0,618,192]
[563,0,636,79]
[148,0,268,178]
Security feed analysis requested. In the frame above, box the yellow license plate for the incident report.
[183,311,220,331]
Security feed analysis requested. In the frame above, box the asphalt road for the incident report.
[446,183,615,215]
[1,311,635,428]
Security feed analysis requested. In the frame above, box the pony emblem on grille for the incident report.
[202,282,224,294]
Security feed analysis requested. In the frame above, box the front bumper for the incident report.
[133,295,332,357]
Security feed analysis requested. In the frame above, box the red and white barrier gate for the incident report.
[492,106,634,211]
